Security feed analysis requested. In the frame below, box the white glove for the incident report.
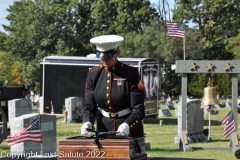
[81,122,94,137]
[116,123,129,136]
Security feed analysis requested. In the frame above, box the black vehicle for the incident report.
[0,84,27,144]
[40,56,159,118]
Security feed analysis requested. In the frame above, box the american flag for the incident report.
[167,22,185,38]
[6,116,41,146]
[200,104,213,112]
[222,110,235,138]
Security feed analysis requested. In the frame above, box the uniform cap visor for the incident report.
[96,52,117,60]
[96,47,118,60]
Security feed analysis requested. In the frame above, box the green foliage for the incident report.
[188,73,231,97]
[120,16,205,95]
[0,32,8,52]
[4,0,94,91]
[91,0,157,35]
[173,0,240,60]
[231,29,240,59]
[0,51,24,86]
[11,62,24,86]
[22,59,40,92]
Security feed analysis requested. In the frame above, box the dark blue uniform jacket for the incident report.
[83,61,145,137]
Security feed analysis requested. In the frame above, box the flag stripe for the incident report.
[224,124,235,138]
[222,111,231,124]
[7,137,42,146]
[7,132,41,142]
[167,22,185,38]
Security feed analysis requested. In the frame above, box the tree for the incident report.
[120,15,204,95]
[4,0,94,91]
[173,0,240,60]
[0,32,8,52]
[90,0,157,36]
[4,0,159,92]
[0,51,24,86]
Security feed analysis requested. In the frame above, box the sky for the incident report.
[0,0,168,33]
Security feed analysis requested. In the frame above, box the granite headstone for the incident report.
[10,114,57,156]
[65,97,83,122]
[186,100,204,135]
[8,99,32,125]
[175,100,204,144]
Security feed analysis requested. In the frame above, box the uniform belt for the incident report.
[99,108,131,118]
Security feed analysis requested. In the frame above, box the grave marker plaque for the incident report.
[159,109,172,117]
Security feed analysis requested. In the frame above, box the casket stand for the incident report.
[58,135,147,160]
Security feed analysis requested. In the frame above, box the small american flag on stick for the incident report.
[6,116,41,146]
[222,110,235,138]
[200,105,213,112]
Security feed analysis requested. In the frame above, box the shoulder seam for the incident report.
[120,64,135,71]
[90,66,101,72]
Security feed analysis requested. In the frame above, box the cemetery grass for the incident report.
[0,105,238,160]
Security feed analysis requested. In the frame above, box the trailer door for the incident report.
[141,64,159,118]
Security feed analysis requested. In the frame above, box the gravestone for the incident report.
[174,102,180,116]
[187,100,204,135]
[8,99,32,125]
[219,102,226,108]
[10,113,56,156]
[65,97,83,122]
[175,98,192,116]
[159,109,172,117]
[226,102,232,108]
[167,105,175,110]
[175,100,204,144]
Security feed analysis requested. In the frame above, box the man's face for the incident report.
[100,53,117,68]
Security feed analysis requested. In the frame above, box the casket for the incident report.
[58,136,147,160]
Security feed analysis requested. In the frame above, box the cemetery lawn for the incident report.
[0,103,238,160]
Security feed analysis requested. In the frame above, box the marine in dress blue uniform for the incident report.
[81,35,145,137]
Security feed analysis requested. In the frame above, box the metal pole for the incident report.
[208,108,211,141]
[183,37,185,60]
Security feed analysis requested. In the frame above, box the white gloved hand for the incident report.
[81,122,94,137]
[116,123,129,136]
